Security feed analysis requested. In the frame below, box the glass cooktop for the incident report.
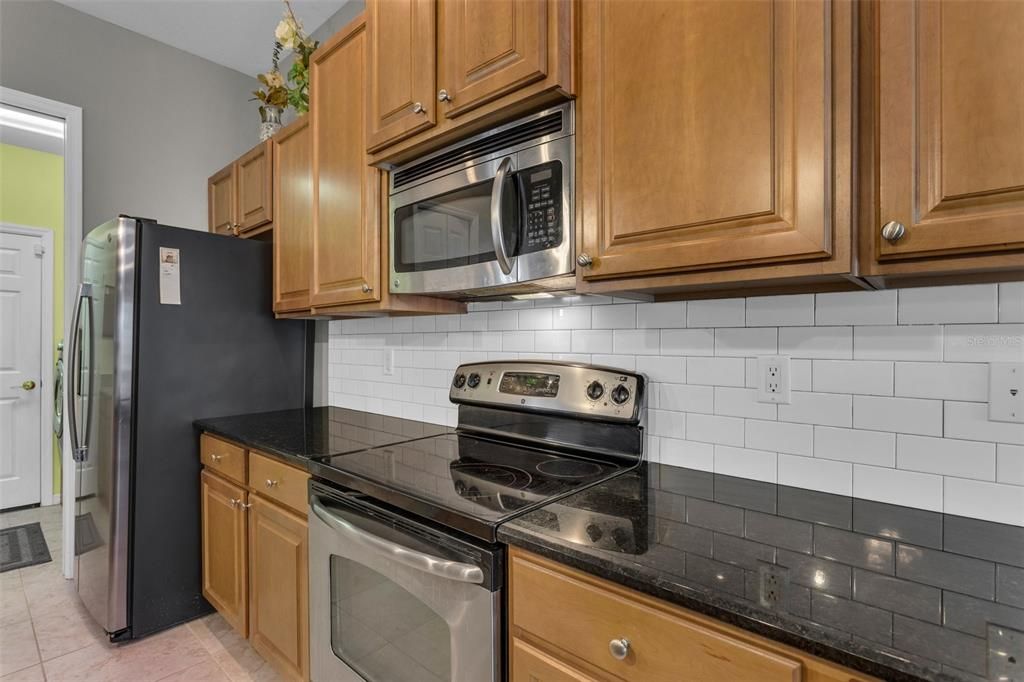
[308,432,632,542]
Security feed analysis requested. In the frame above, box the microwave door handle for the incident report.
[490,156,515,276]
[311,500,484,584]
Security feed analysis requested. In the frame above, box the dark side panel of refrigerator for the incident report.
[128,221,310,639]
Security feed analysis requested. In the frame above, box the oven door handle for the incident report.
[490,156,515,276]
[311,500,485,585]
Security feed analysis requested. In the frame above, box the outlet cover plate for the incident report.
[757,355,791,404]
[990,363,1024,424]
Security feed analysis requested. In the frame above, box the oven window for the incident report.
[330,555,452,682]
[393,180,496,273]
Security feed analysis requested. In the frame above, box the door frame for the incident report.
[0,224,54,511]
[0,86,83,579]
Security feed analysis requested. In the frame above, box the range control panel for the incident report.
[449,361,644,423]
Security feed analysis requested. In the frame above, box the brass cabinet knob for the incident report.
[608,638,631,661]
[229,498,240,508]
[576,253,593,267]
[362,283,373,293]
[881,220,906,244]
[210,454,224,462]
[265,479,279,488]
[438,89,453,103]
[411,102,426,114]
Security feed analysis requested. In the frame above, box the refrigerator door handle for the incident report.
[68,283,93,463]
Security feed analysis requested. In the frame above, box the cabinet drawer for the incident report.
[248,451,309,514]
[201,434,246,485]
[511,552,801,682]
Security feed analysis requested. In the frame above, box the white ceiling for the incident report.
[54,0,347,77]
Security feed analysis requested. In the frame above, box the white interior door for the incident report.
[0,230,44,510]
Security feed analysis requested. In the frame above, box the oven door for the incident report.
[389,137,573,295]
[308,485,501,682]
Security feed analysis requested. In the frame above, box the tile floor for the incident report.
[0,505,283,681]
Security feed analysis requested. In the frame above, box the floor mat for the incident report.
[0,522,52,572]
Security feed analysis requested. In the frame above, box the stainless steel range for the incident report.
[307,361,646,682]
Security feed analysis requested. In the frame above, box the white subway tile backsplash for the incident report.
[813,360,893,396]
[688,298,745,327]
[853,465,943,512]
[997,444,1024,485]
[853,395,942,436]
[780,327,853,360]
[715,327,777,357]
[328,282,1024,525]
[999,283,1024,323]
[815,290,897,326]
[943,478,1024,526]
[662,328,715,356]
[746,294,815,327]
[898,285,999,325]
[778,392,852,427]
[637,301,686,328]
[945,401,1024,445]
[944,324,1024,362]
[897,435,996,481]
[814,426,895,467]
[893,362,988,402]
[778,454,852,496]
[714,445,777,483]
[854,326,944,361]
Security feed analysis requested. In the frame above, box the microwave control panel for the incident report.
[521,161,563,254]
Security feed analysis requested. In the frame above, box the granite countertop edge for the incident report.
[498,524,940,682]
[193,417,312,469]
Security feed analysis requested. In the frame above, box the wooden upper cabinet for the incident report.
[866,0,1024,267]
[366,0,437,151]
[312,16,381,307]
[236,140,274,232]
[208,163,236,236]
[578,0,838,284]
[200,470,248,637]
[273,117,313,313]
[437,0,548,119]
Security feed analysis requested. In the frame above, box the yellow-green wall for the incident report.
[0,142,64,495]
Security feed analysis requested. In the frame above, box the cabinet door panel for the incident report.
[237,141,273,232]
[579,0,834,281]
[511,638,598,682]
[200,470,247,636]
[249,496,308,682]
[438,0,548,118]
[208,163,236,235]
[875,0,1024,260]
[312,18,381,307]
[366,0,437,150]
[273,117,313,313]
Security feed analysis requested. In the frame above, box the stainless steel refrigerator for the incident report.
[68,216,310,641]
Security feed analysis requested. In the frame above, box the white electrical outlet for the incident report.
[990,363,1024,423]
[757,355,791,404]
[383,349,395,377]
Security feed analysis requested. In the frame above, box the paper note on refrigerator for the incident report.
[159,247,181,305]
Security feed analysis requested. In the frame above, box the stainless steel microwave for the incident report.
[388,103,574,296]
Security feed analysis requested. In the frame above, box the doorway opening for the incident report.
[0,86,83,580]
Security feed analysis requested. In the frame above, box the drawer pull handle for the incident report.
[265,479,279,488]
[609,637,631,661]
[229,498,240,508]
[210,454,224,462]
[240,502,252,510]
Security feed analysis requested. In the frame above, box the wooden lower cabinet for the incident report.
[200,470,248,636]
[248,495,309,682]
[200,436,309,681]
[510,548,875,682]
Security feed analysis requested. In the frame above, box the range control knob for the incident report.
[453,373,466,388]
[467,373,481,389]
[585,523,604,543]
[611,384,631,405]
[586,381,605,401]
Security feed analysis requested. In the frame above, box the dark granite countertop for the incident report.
[194,407,451,468]
[499,462,1024,682]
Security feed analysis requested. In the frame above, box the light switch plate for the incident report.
[990,363,1024,424]
[383,349,395,377]
[756,356,791,404]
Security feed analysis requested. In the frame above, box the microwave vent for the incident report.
[392,111,564,191]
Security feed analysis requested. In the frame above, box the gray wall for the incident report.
[0,0,260,233]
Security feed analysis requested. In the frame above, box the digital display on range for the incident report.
[498,372,560,398]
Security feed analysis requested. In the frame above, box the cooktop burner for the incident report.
[450,462,533,490]
[536,459,604,479]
